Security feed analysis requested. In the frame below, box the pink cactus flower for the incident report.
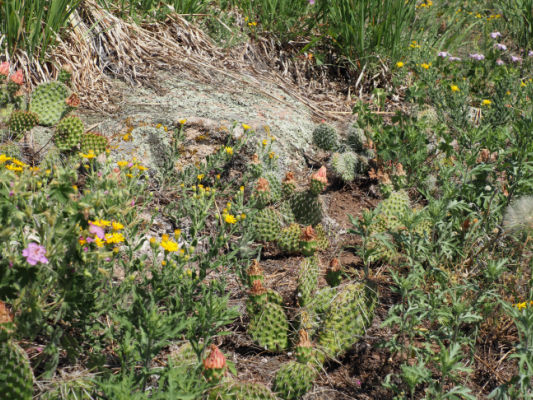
[89,223,105,239]
[10,70,24,85]
[0,62,9,76]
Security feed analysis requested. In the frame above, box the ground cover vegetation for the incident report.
[1,0,533,398]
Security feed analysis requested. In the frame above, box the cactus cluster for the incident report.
[0,301,33,400]
[54,115,84,151]
[248,164,329,255]
[273,361,316,400]
[208,381,278,400]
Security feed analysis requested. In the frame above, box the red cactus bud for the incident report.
[249,279,267,296]
[66,93,80,108]
[283,171,295,184]
[247,260,263,278]
[300,226,317,241]
[256,177,270,192]
[10,70,24,85]
[329,258,340,271]
[297,329,311,348]
[311,166,328,185]
[203,344,226,370]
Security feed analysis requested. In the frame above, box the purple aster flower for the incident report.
[438,51,450,58]
[511,55,522,63]
[89,223,105,239]
[529,50,533,57]
[469,53,485,61]
[22,243,49,266]
[490,32,502,39]
[449,56,462,61]
[496,59,505,65]
[494,43,507,51]
[309,0,315,4]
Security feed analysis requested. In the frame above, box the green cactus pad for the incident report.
[331,151,357,182]
[251,207,281,242]
[290,191,323,227]
[314,224,329,251]
[208,381,278,400]
[0,340,34,400]
[29,81,70,126]
[273,361,316,400]
[8,111,39,138]
[264,172,282,203]
[54,116,84,151]
[81,132,108,155]
[248,302,289,352]
[312,123,338,151]
[317,283,375,359]
[297,255,320,307]
[276,223,301,254]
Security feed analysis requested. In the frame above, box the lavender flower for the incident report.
[529,50,533,57]
[449,56,462,61]
[22,243,49,266]
[496,59,505,65]
[89,223,105,239]
[494,43,507,51]
[309,0,315,4]
[438,51,450,58]
[511,55,522,63]
[469,53,485,61]
[490,32,502,39]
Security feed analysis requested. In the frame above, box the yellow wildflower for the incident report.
[112,221,124,231]
[224,214,237,224]
[197,174,204,181]
[240,186,244,192]
[80,150,96,159]
[160,239,179,252]
[91,219,111,227]
[156,123,162,129]
[262,139,268,146]
[269,151,275,159]
[105,232,125,244]
[420,62,431,69]
[396,61,404,68]
[240,213,246,219]
[5,164,22,172]
[216,174,221,180]
[161,260,167,266]
[179,119,187,125]
[95,237,105,248]
[117,160,128,168]
[225,147,234,156]
[174,229,181,238]
[0,154,11,164]
[450,85,460,92]
[482,99,492,106]
[242,123,251,130]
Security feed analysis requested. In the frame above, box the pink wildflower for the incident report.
[89,223,105,239]
[0,62,9,76]
[22,243,49,266]
[10,70,24,85]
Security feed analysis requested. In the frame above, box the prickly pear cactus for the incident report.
[308,286,336,316]
[208,381,278,400]
[0,141,22,159]
[299,226,319,257]
[331,151,357,182]
[312,123,338,151]
[325,258,342,287]
[54,116,84,151]
[57,66,73,87]
[290,191,322,227]
[375,190,410,231]
[346,124,367,153]
[272,361,316,400]
[247,260,264,287]
[251,207,281,242]
[295,329,314,364]
[278,201,296,225]
[276,224,301,254]
[29,81,71,126]
[264,172,282,203]
[8,111,39,139]
[81,132,108,155]
[297,255,320,306]
[281,172,296,199]
[247,281,289,352]
[251,178,272,209]
[248,154,263,178]
[309,166,328,196]
[314,224,329,251]
[317,283,375,359]
[0,301,33,400]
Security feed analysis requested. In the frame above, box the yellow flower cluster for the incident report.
[160,234,179,252]
[117,159,148,171]
[0,154,29,172]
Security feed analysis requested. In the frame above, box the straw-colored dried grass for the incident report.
[2,0,353,119]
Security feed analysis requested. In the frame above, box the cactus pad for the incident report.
[250,207,281,242]
[273,361,316,400]
[276,224,301,254]
[54,116,84,151]
[209,381,278,400]
[81,132,108,155]
[297,255,320,306]
[8,111,38,138]
[29,81,70,126]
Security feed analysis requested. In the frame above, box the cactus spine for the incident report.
[312,123,339,151]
